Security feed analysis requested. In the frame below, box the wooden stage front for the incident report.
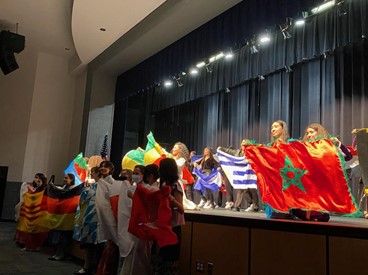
[180,208,368,275]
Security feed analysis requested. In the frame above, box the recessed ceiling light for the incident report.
[100,28,106,31]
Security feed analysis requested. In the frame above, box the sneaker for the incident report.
[245,204,258,212]
[225,201,234,209]
[203,201,214,209]
[198,199,206,208]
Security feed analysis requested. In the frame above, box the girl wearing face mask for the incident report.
[132,165,145,185]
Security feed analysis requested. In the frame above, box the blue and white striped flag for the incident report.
[193,167,222,195]
[217,150,257,189]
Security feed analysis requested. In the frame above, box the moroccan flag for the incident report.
[64,153,88,185]
[144,132,167,166]
[128,184,178,247]
[244,139,360,216]
[122,148,145,170]
[40,183,82,230]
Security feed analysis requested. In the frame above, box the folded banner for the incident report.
[17,190,49,234]
[15,189,50,248]
[64,152,88,185]
[144,131,167,166]
[122,148,145,171]
[244,139,360,215]
[193,167,222,195]
[40,184,82,230]
[217,150,257,189]
[128,184,178,247]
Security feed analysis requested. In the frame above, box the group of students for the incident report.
[175,120,354,222]
[14,119,356,274]
[15,158,185,275]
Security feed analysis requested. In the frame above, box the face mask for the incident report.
[132,174,141,183]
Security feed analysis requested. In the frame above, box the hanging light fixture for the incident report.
[279,18,292,39]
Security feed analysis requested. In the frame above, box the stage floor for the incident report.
[184,207,368,238]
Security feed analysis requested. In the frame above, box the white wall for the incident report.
[0,50,86,183]
[0,46,38,181]
[85,71,115,158]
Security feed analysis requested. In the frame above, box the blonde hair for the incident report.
[173,142,189,161]
[271,120,290,143]
[303,123,329,141]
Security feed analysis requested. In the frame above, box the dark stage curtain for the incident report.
[113,0,368,156]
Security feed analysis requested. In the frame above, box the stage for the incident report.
[180,208,368,275]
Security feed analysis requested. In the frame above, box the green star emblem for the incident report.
[280,156,307,193]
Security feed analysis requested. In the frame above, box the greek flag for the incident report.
[217,150,257,189]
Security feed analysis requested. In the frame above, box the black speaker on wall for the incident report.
[0,30,25,75]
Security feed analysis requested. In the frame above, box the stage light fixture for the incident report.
[196,61,205,68]
[258,75,265,81]
[224,88,231,93]
[285,65,293,73]
[279,18,292,39]
[225,49,234,59]
[190,68,198,75]
[295,19,305,26]
[174,74,184,87]
[259,32,271,44]
[248,39,258,54]
[204,58,213,73]
[337,1,347,16]
[205,64,213,73]
[164,80,173,87]
[311,0,335,14]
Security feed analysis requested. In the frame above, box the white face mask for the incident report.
[132,174,141,183]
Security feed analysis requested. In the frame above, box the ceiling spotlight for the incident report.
[225,49,234,59]
[196,61,205,68]
[259,34,271,44]
[164,80,173,87]
[295,19,305,26]
[181,71,187,76]
[190,68,198,75]
[311,0,335,14]
[173,74,184,87]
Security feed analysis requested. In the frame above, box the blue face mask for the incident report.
[132,174,141,183]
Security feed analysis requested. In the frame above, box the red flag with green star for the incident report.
[244,139,360,216]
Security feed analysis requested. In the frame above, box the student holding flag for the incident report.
[15,173,49,252]
[48,173,79,261]
[194,147,222,209]
[218,139,259,212]
[290,123,353,222]
[73,166,101,275]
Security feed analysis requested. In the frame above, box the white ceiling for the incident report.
[0,0,242,77]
